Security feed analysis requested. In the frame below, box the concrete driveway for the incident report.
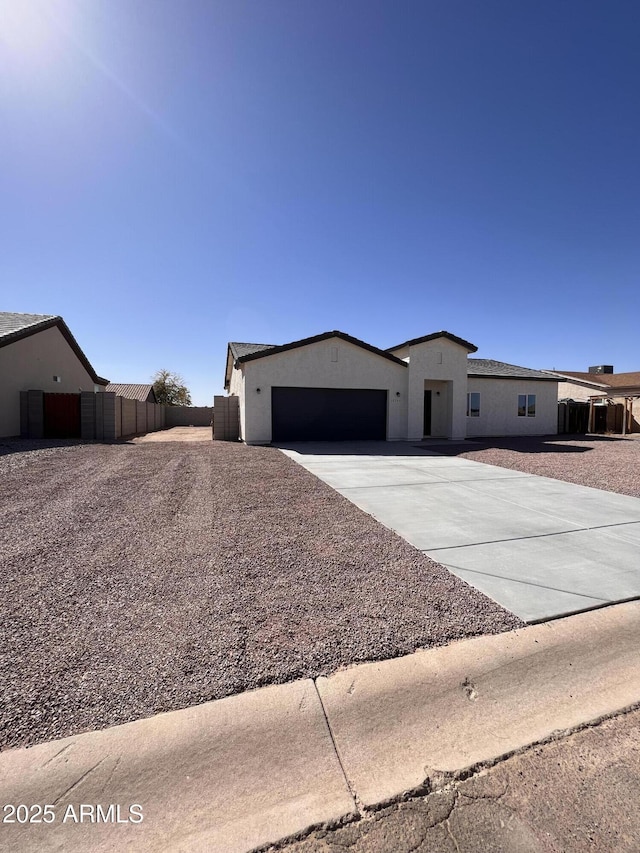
[280,442,640,622]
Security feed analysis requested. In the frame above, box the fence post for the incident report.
[80,392,96,440]
[95,393,104,440]
[26,390,44,439]
[115,395,122,439]
[213,396,239,441]
[102,392,117,441]
[20,392,29,437]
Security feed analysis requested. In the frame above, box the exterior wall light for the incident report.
[396,392,401,397]
[256,388,261,393]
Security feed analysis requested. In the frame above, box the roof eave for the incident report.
[0,316,108,385]
[236,330,408,367]
[541,370,611,389]
[468,372,559,381]
[386,331,478,354]
[0,316,61,349]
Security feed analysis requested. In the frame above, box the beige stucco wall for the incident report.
[0,326,102,437]
[557,379,607,401]
[228,360,245,439]
[239,338,408,444]
[406,339,469,440]
[465,377,558,437]
[423,379,450,437]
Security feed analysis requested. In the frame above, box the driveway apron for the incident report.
[279,442,640,622]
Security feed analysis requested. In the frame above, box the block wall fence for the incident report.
[19,391,216,439]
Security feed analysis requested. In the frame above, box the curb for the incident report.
[1,601,639,852]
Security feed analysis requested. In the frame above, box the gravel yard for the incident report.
[0,439,520,750]
[431,434,640,498]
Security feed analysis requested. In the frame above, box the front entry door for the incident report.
[423,390,432,437]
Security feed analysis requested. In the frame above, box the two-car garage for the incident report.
[225,331,409,444]
[271,387,387,441]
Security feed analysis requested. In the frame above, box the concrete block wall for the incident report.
[80,392,96,440]
[136,401,147,434]
[164,406,214,427]
[115,396,122,439]
[20,390,169,440]
[20,390,44,439]
[103,393,117,441]
[213,395,239,441]
[19,392,29,437]
[95,392,105,441]
[121,398,136,437]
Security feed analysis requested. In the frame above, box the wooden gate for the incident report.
[558,401,589,434]
[43,393,81,438]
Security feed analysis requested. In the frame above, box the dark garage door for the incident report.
[272,387,387,441]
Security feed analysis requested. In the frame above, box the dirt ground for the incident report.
[0,439,520,750]
[432,434,640,498]
[132,426,212,443]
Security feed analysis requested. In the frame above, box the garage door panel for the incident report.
[272,387,387,441]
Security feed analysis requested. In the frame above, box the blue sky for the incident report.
[2,1,639,403]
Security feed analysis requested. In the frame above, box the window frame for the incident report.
[518,393,536,417]
[466,391,481,418]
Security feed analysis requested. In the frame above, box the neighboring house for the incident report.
[545,366,640,433]
[224,330,558,444]
[0,312,108,438]
[105,383,158,403]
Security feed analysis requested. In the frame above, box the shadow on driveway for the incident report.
[274,434,621,457]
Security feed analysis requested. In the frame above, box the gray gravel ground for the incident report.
[0,440,521,750]
[432,434,640,498]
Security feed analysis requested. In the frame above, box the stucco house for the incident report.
[546,366,640,433]
[0,312,108,438]
[224,330,558,444]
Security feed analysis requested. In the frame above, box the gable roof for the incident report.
[235,331,407,367]
[225,342,277,388]
[229,342,277,360]
[0,312,59,342]
[106,383,157,402]
[225,331,407,390]
[548,370,640,390]
[468,359,558,380]
[0,312,109,385]
[386,330,478,353]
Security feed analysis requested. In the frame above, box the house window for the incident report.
[467,392,480,417]
[518,394,536,417]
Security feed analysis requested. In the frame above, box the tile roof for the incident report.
[550,370,640,389]
[0,312,58,343]
[596,372,640,388]
[0,311,109,384]
[105,383,157,402]
[233,331,408,367]
[387,330,478,353]
[467,359,558,380]
[228,342,276,360]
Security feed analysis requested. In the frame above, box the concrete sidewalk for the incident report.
[280,442,640,621]
[1,602,639,853]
